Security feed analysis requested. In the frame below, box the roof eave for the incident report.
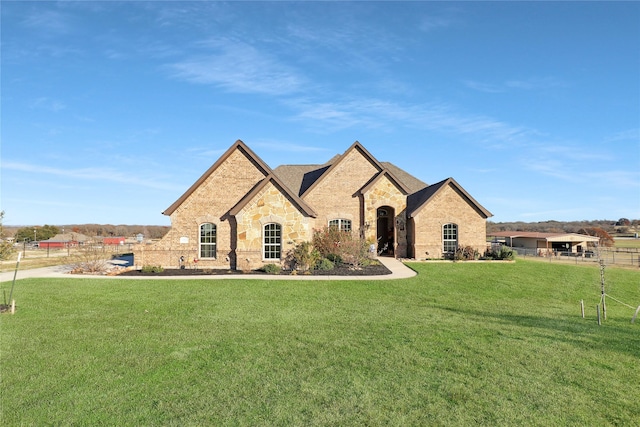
[163,140,270,216]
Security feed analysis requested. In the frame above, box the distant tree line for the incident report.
[5,224,171,241]
[487,219,639,235]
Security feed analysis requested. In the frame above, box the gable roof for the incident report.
[274,146,428,198]
[380,162,428,193]
[407,177,493,219]
[162,140,272,216]
[357,168,412,196]
[228,173,317,218]
[273,164,331,197]
[299,141,385,198]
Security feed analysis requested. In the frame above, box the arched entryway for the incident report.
[376,206,395,256]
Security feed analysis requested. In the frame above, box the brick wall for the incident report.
[133,148,265,268]
[411,183,487,259]
[304,148,379,231]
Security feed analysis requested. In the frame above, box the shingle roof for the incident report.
[380,162,428,193]
[273,164,330,197]
[273,144,428,198]
[407,177,492,219]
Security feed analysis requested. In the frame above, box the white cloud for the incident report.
[288,96,530,144]
[170,39,305,96]
[462,80,504,93]
[22,9,71,34]
[464,77,566,93]
[604,128,640,144]
[253,140,329,153]
[30,97,66,112]
[2,161,183,192]
[586,170,640,188]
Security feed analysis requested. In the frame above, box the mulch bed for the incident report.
[118,263,391,277]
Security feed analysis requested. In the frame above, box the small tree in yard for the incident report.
[578,227,615,247]
[0,211,15,261]
[71,244,110,274]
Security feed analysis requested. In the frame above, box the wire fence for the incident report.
[512,246,640,268]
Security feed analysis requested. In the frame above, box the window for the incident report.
[443,223,458,253]
[329,219,352,232]
[263,223,281,260]
[200,223,217,258]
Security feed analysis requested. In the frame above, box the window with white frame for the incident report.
[443,223,458,253]
[200,223,217,258]
[263,223,281,260]
[328,219,352,232]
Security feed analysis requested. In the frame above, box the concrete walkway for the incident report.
[0,257,416,282]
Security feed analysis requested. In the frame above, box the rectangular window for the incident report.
[200,223,216,258]
[263,223,281,260]
[443,223,458,253]
[329,219,352,232]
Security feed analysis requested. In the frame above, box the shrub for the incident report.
[261,263,281,274]
[483,245,515,261]
[312,226,370,268]
[285,241,320,272]
[316,258,335,271]
[497,245,515,260]
[454,245,478,261]
[71,245,111,273]
[312,226,347,258]
[141,265,164,273]
[326,253,343,265]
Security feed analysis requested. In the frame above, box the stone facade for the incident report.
[235,181,312,270]
[361,174,408,257]
[409,181,489,259]
[134,140,492,269]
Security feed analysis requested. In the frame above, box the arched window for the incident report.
[443,223,458,254]
[200,223,217,258]
[328,219,352,232]
[263,223,281,260]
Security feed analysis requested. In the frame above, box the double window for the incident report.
[200,223,217,258]
[329,219,352,232]
[443,223,458,253]
[263,223,281,260]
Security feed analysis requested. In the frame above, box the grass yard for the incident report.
[615,238,640,249]
[1,260,639,425]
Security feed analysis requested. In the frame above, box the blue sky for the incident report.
[2,1,639,226]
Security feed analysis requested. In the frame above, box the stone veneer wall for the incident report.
[133,148,265,268]
[362,176,408,257]
[304,148,379,230]
[411,183,487,259]
[235,181,312,270]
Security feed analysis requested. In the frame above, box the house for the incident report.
[489,231,600,256]
[103,237,126,246]
[38,232,90,249]
[134,140,492,269]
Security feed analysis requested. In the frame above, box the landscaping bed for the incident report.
[118,262,391,276]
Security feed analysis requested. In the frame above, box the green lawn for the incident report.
[615,238,640,249]
[1,260,639,425]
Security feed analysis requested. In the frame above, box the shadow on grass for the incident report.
[436,305,640,359]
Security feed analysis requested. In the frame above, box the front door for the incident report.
[376,206,395,256]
